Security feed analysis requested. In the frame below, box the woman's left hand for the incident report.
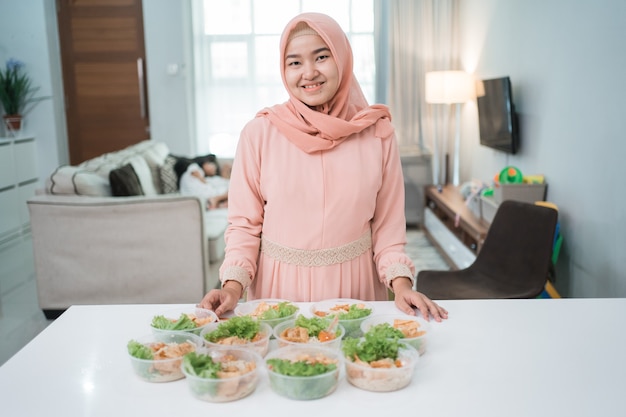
[391,277,448,322]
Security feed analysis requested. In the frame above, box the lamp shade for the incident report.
[425,71,474,104]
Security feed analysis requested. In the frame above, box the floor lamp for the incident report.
[425,71,474,186]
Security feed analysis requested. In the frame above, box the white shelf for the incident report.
[0,136,37,242]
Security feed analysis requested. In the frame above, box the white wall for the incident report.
[142,0,195,156]
[458,0,626,297]
[0,0,66,187]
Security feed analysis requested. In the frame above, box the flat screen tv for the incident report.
[477,76,519,154]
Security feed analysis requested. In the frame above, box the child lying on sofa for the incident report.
[179,158,231,209]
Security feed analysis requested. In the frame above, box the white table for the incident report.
[1,299,625,417]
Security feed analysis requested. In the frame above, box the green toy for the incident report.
[498,166,523,184]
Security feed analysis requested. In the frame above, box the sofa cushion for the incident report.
[123,155,158,196]
[47,165,111,196]
[159,154,179,194]
[109,163,144,196]
[205,208,229,263]
[140,142,169,193]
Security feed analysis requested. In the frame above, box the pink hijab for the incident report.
[257,12,394,154]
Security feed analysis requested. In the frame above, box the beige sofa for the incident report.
[27,140,228,318]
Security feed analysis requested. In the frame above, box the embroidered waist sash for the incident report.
[260,231,372,267]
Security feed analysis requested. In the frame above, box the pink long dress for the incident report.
[219,117,415,302]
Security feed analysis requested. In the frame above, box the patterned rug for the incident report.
[405,227,450,274]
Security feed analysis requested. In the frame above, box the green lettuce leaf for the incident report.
[337,304,372,320]
[151,313,196,330]
[267,358,338,400]
[204,316,260,342]
[259,302,297,320]
[293,315,332,337]
[367,323,405,340]
[182,351,222,379]
[266,358,336,376]
[342,331,400,363]
[127,340,153,359]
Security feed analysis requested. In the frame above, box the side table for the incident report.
[422,184,489,269]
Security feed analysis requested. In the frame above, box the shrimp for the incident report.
[393,319,426,338]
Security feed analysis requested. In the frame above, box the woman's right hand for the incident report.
[198,281,242,317]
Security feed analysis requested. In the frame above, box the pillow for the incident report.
[109,163,145,197]
[159,154,179,194]
[47,165,111,196]
[141,142,170,193]
[124,155,159,196]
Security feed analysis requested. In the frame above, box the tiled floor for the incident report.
[405,228,451,274]
[0,227,448,367]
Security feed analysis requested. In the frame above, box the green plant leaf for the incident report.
[0,59,40,116]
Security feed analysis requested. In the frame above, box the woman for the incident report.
[199,13,447,322]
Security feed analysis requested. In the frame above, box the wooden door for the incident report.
[57,0,150,165]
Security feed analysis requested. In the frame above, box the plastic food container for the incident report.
[234,298,299,330]
[200,318,272,357]
[273,317,345,350]
[127,332,203,382]
[360,314,430,355]
[310,298,374,338]
[181,346,262,402]
[265,345,343,400]
[150,306,219,336]
[344,339,419,392]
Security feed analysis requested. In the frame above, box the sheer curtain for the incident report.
[385,0,461,184]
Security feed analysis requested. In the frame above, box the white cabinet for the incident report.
[0,136,38,242]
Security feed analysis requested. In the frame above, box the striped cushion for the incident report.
[159,155,179,194]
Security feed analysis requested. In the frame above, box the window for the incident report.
[192,0,375,158]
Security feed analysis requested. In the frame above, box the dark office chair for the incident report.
[415,200,558,300]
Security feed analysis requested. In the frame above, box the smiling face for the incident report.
[284,34,340,108]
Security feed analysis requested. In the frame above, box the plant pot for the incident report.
[3,114,23,132]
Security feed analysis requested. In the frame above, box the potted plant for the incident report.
[0,58,39,132]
